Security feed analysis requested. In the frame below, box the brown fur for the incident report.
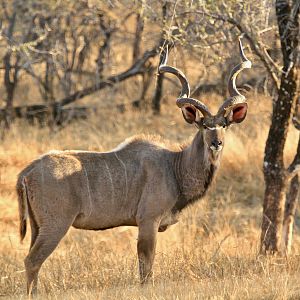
[17,111,245,295]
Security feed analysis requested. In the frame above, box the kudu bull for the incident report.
[17,38,251,295]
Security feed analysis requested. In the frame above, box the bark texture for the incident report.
[260,0,299,253]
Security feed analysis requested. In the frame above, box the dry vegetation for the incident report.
[1,90,300,299]
[0,0,299,298]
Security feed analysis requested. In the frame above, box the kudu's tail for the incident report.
[16,176,29,242]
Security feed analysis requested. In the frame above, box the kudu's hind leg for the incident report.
[137,220,159,283]
[25,221,73,296]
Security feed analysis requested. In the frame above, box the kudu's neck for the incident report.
[173,130,222,213]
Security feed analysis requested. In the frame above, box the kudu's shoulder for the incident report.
[114,134,181,153]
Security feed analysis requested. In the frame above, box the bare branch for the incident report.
[189,10,281,91]
[57,44,161,107]
[287,164,300,181]
[263,47,282,74]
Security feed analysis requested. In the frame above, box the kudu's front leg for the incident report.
[137,219,159,283]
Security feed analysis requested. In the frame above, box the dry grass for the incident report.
[1,94,300,299]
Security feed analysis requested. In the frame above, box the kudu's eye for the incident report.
[223,125,226,128]
[203,124,208,130]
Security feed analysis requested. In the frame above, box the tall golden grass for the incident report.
[1,94,300,299]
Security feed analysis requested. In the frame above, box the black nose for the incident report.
[212,140,222,148]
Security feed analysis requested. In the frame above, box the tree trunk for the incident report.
[140,64,155,102]
[282,132,300,253]
[261,64,297,252]
[261,173,287,253]
[2,9,17,130]
[96,12,112,81]
[131,8,148,109]
[4,84,15,128]
[151,2,168,114]
[3,52,20,129]
[132,11,144,63]
[260,0,299,254]
[261,67,298,253]
[152,72,164,114]
[283,174,299,254]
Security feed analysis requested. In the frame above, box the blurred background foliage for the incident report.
[0,0,280,128]
[1,1,300,297]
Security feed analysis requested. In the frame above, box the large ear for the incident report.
[226,103,248,124]
[181,104,198,124]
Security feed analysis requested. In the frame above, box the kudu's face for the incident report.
[201,116,227,153]
[182,103,248,155]
[158,38,251,156]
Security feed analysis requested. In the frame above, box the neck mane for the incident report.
[172,131,222,213]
